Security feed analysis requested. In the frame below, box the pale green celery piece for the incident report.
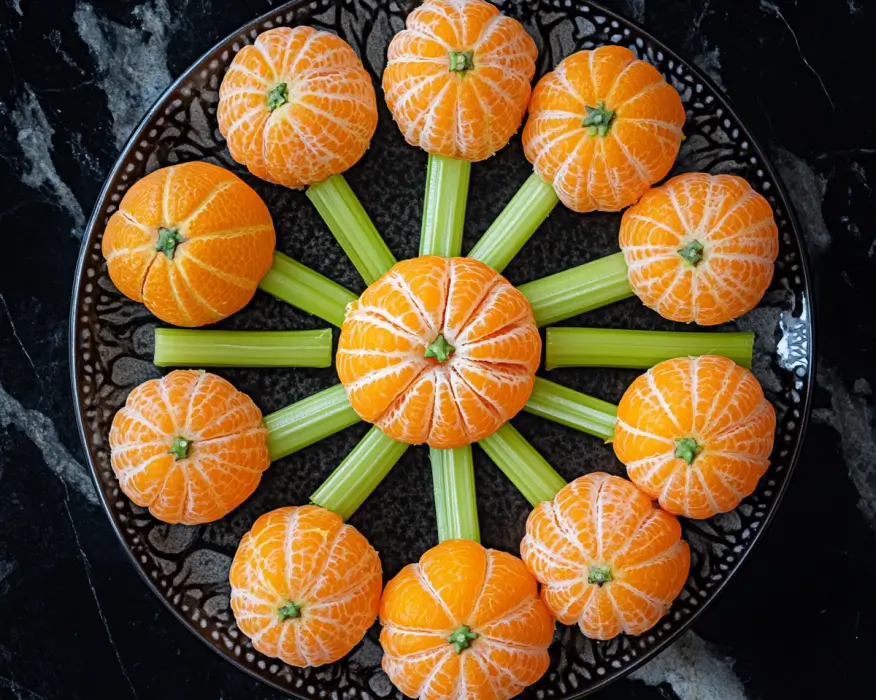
[311,427,409,521]
[153,328,333,368]
[420,155,472,257]
[307,174,397,285]
[264,385,360,461]
[524,377,617,442]
[467,173,559,273]
[518,252,634,327]
[546,327,755,370]
[478,424,566,508]
[431,446,479,543]
[258,252,358,328]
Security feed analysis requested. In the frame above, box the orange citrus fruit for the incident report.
[619,172,779,325]
[230,505,382,667]
[336,256,541,449]
[614,355,776,519]
[102,161,275,327]
[380,539,554,699]
[383,0,537,161]
[218,26,378,188]
[109,370,270,525]
[523,45,685,212]
[521,473,690,640]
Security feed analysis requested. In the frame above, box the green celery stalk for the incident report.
[307,174,397,285]
[153,328,332,368]
[420,155,471,257]
[478,424,566,508]
[518,252,634,327]
[524,377,617,441]
[264,385,360,461]
[546,327,755,370]
[468,173,560,273]
[431,446,479,543]
[258,252,357,328]
[311,427,409,520]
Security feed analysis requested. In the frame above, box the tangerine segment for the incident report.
[337,256,542,448]
[109,370,270,525]
[230,505,382,668]
[523,45,685,213]
[383,0,537,161]
[521,473,690,640]
[380,539,554,700]
[613,355,776,519]
[102,161,275,327]
[218,26,378,188]
[620,172,779,325]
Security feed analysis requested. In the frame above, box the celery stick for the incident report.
[431,446,479,543]
[468,173,559,273]
[519,252,634,327]
[307,174,397,284]
[264,385,360,461]
[524,377,617,441]
[258,252,357,328]
[546,327,755,370]
[478,424,565,508]
[420,155,471,257]
[153,328,332,368]
[311,427,408,520]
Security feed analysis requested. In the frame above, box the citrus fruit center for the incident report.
[674,436,703,465]
[678,239,705,266]
[583,102,616,137]
[588,564,613,586]
[448,625,478,653]
[168,436,192,460]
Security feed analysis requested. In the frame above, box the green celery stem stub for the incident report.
[169,436,192,460]
[468,173,560,273]
[674,437,702,465]
[420,154,472,257]
[524,377,617,442]
[307,174,397,285]
[545,327,755,370]
[311,427,409,521]
[153,328,333,368]
[431,446,480,543]
[425,334,455,363]
[156,227,184,259]
[264,384,361,461]
[588,564,612,585]
[258,252,358,328]
[518,252,634,327]
[277,601,301,621]
[448,625,478,653]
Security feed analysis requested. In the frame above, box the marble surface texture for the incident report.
[0,0,874,699]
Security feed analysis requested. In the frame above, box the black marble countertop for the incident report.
[1,1,874,698]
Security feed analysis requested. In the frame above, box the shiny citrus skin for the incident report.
[380,539,554,700]
[218,26,378,188]
[102,161,275,327]
[614,356,776,519]
[230,505,382,667]
[383,0,537,161]
[337,256,541,448]
[109,370,270,525]
[620,173,779,325]
[523,45,685,212]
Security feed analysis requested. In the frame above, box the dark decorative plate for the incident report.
[70,0,814,697]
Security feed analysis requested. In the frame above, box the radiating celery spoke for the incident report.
[420,155,471,257]
[264,385,360,461]
[153,328,332,368]
[524,377,617,441]
[311,427,409,521]
[258,252,357,328]
[479,424,565,508]
[519,252,634,327]
[468,173,559,273]
[431,446,479,543]
[307,174,396,285]
[546,327,755,370]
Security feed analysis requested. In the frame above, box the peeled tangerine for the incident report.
[380,540,554,699]
[523,45,685,212]
[337,256,541,448]
[614,355,777,519]
[230,506,382,667]
[620,173,779,325]
[109,370,270,525]
[521,473,690,641]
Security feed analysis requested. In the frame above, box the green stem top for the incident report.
[156,227,184,260]
[448,625,478,653]
[678,240,705,266]
[278,601,302,621]
[268,83,289,111]
[583,102,616,137]
[448,51,474,73]
[588,564,612,586]
[674,437,703,465]
[425,334,455,363]
[169,436,192,460]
